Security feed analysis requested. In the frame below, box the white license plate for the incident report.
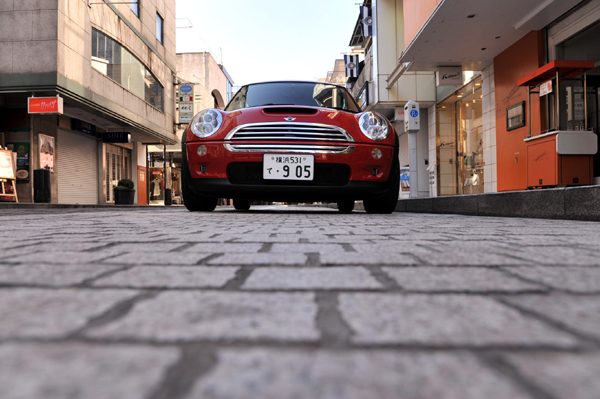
[263,154,314,181]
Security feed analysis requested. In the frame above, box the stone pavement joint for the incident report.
[315,292,353,348]
[478,353,560,399]
[69,291,158,338]
[367,266,402,290]
[147,345,217,399]
[222,267,253,290]
[495,298,600,348]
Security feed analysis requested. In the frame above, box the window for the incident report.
[130,0,139,17]
[91,29,164,111]
[156,13,164,44]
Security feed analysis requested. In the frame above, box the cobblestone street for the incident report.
[0,206,599,399]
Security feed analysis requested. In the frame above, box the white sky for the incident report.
[175,0,359,88]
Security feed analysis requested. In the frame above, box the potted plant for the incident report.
[113,178,135,205]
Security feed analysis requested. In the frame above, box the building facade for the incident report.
[145,51,233,205]
[0,0,177,204]
[399,0,599,196]
[346,0,437,198]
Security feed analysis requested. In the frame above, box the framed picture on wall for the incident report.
[507,101,526,131]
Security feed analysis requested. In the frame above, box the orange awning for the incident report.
[517,60,595,87]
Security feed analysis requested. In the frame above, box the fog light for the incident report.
[200,165,207,173]
[371,148,382,159]
[197,145,208,156]
[372,168,379,176]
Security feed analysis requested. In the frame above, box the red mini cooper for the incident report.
[181,81,399,213]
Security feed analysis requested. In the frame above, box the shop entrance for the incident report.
[436,78,484,196]
[105,144,132,203]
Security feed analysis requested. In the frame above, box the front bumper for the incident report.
[185,141,396,202]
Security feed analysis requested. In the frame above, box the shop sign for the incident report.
[71,118,97,135]
[6,142,30,182]
[39,134,55,172]
[28,97,63,114]
[0,149,16,180]
[103,132,131,143]
[178,84,194,124]
[436,67,462,87]
[540,80,552,97]
[357,82,369,111]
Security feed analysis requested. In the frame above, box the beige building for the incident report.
[346,0,436,198]
[145,51,233,205]
[0,0,177,204]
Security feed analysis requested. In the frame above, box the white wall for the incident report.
[482,64,497,193]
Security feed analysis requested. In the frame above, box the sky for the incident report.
[175,0,360,88]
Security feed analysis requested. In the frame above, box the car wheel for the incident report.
[181,138,218,212]
[337,200,355,213]
[233,199,251,211]
[364,147,400,214]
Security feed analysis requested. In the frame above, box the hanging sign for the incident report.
[39,134,55,172]
[436,67,462,86]
[28,97,63,114]
[178,84,195,124]
[71,118,97,135]
[540,80,552,97]
[103,132,131,143]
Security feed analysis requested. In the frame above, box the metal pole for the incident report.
[584,72,588,131]
[163,144,167,206]
[408,131,418,198]
[556,70,560,130]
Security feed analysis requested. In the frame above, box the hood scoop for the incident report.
[262,107,318,115]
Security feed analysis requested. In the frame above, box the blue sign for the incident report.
[180,85,192,93]
[410,110,419,118]
[103,132,131,144]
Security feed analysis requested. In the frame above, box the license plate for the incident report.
[263,154,314,180]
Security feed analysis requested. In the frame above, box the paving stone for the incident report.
[183,243,263,253]
[5,251,115,265]
[93,266,238,288]
[509,246,600,266]
[338,293,578,347]
[206,253,307,265]
[229,233,332,243]
[101,252,212,265]
[269,243,347,253]
[0,288,139,339]
[186,349,530,399]
[0,343,179,399]
[243,267,382,290]
[86,291,319,342]
[383,267,544,292]
[504,266,600,293]
[504,352,600,399]
[0,264,123,286]
[502,294,600,340]
[320,252,419,265]
[415,250,532,266]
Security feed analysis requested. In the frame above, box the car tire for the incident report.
[337,200,355,213]
[363,145,400,214]
[233,199,251,211]
[181,137,218,212]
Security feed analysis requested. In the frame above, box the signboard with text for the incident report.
[28,97,63,114]
[178,85,195,124]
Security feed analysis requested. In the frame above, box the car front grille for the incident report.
[225,122,354,142]
[227,162,351,186]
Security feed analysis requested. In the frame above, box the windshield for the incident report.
[225,82,360,112]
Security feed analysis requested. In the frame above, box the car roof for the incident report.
[244,80,347,88]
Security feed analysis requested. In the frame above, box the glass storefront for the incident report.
[436,78,484,195]
[147,150,182,205]
[105,144,132,203]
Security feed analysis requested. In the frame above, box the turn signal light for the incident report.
[197,145,208,156]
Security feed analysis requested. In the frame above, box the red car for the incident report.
[181,81,399,213]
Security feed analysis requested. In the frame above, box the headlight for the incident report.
[358,112,389,141]
[190,109,223,138]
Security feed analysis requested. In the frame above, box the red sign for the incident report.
[28,97,63,114]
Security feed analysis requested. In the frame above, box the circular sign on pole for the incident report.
[180,85,192,93]
[410,110,419,118]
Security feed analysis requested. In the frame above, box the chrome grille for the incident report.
[223,143,355,154]
[225,122,355,142]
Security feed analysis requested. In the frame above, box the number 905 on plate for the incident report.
[263,154,314,181]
